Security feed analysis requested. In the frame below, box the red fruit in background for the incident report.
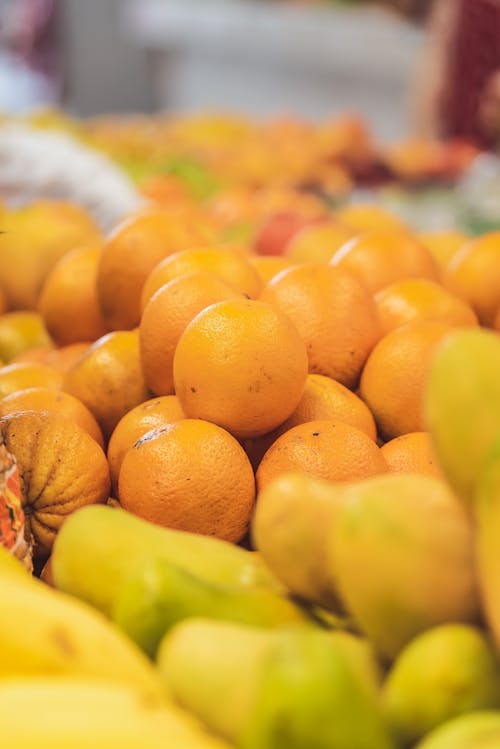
[253,212,323,256]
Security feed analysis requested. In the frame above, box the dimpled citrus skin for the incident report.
[118,419,255,542]
[140,246,262,310]
[260,264,381,389]
[96,210,213,331]
[139,271,245,396]
[375,279,478,335]
[0,362,63,399]
[107,395,185,491]
[0,387,104,448]
[243,373,377,471]
[331,230,440,294]
[256,419,388,492]
[0,410,110,558]
[62,331,150,440]
[360,321,453,440]
[381,432,443,478]
[173,299,308,440]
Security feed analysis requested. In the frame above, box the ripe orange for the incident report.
[0,200,101,311]
[107,395,185,491]
[0,311,52,363]
[139,272,245,396]
[141,246,262,310]
[0,387,104,447]
[380,432,443,478]
[10,345,55,366]
[282,374,377,439]
[248,255,297,285]
[0,410,110,558]
[38,244,109,345]
[333,204,407,233]
[359,320,453,439]
[0,362,62,399]
[494,306,500,332]
[173,299,308,439]
[375,278,478,334]
[0,286,7,316]
[96,209,213,331]
[260,263,381,388]
[443,232,500,326]
[243,373,377,470]
[330,230,440,294]
[255,419,387,492]
[63,330,149,440]
[418,230,469,272]
[13,342,92,373]
[42,343,92,373]
[118,419,255,542]
[40,556,54,587]
[284,221,357,263]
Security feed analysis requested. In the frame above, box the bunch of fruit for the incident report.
[1,157,500,747]
[18,109,478,199]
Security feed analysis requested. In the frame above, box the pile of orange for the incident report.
[0,191,497,565]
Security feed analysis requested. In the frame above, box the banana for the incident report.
[0,677,231,749]
[0,572,165,701]
[0,545,31,581]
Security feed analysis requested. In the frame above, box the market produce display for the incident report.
[2,112,500,747]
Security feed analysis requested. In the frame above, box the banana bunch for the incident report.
[0,548,230,748]
[0,678,230,749]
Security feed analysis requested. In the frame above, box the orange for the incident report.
[140,246,262,310]
[330,230,440,294]
[118,419,255,542]
[0,362,62,399]
[173,299,308,439]
[418,230,469,272]
[375,278,478,334]
[333,204,407,233]
[244,373,377,469]
[38,244,109,345]
[40,556,54,587]
[381,432,443,478]
[0,311,52,363]
[0,387,104,447]
[443,232,500,326]
[0,200,101,310]
[260,264,381,388]
[11,345,55,366]
[42,343,92,373]
[0,410,110,558]
[284,221,357,263]
[282,374,377,440]
[12,342,91,372]
[494,305,500,332]
[359,320,453,440]
[63,330,149,440]
[96,209,213,331]
[140,272,245,396]
[255,419,387,492]
[107,395,185,491]
[0,286,7,316]
[248,255,297,285]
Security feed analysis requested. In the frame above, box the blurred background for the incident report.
[0,0,428,139]
[1,0,500,235]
